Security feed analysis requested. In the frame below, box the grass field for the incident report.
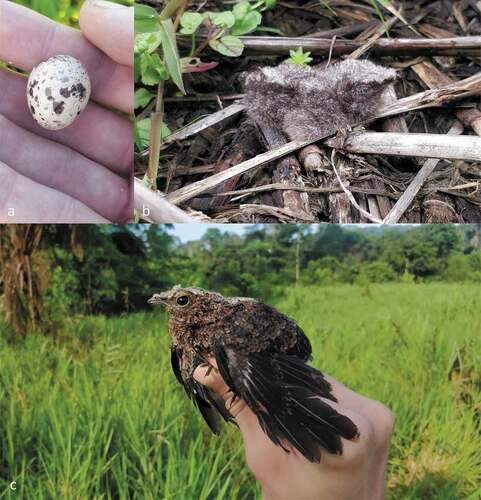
[1,284,480,499]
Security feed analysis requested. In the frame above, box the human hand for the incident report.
[194,357,394,500]
[0,0,133,222]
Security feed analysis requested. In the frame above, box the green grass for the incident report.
[1,284,480,499]
[11,0,132,28]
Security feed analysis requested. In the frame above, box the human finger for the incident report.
[0,69,132,176]
[79,0,133,67]
[0,161,108,223]
[193,358,230,396]
[193,357,254,421]
[0,114,132,222]
[0,0,133,113]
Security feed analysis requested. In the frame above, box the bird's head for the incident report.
[148,286,227,324]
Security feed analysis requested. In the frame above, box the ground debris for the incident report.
[137,0,481,223]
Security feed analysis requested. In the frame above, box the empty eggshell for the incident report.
[26,55,91,130]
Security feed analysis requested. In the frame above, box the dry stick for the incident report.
[303,21,377,39]
[469,0,481,17]
[166,73,481,206]
[411,60,481,136]
[380,85,409,133]
[376,72,481,118]
[214,184,399,199]
[134,178,196,222]
[166,140,311,205]
[148,103,244,154]
[348,15,398,60]
[382,121,464,224]
[326,131,481,161]
[378,0,419,36]
[217,204,316,223]
[258,125,311,217]
[163,94,243,103]
[447,181,480,191]
[330,152,383,224]
[237,35,481,56]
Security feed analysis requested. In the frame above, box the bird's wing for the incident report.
[170,346,231,434]
[213,346,359,462]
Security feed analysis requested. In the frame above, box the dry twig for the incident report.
[383,121,464,224]
[236,35,481,57]
[326,131,481,161]
[134,178,196,222]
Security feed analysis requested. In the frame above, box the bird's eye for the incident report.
[176,295,190,306]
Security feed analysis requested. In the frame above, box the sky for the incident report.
[169,224,249,242]
[167,223,414,243]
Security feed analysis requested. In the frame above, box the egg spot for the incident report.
[53,101,65,114]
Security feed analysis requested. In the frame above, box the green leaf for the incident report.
[211,11,235,28]
[202,11,215,20]
[286,47,313,66]
[233,1,251,19]
[135,118,170,150]
[134,88,155,109]
[180,12,203,35]
[209,35,244,57]
[134,3,160,33]
[231,10,262,35]
[135,32,162,54]
[264,0,277,8]
[159,19,185,94]
[140,52,169,85]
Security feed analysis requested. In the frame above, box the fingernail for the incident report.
[88,0,126,8]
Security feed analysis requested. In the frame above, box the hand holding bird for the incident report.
[194,355,395,500]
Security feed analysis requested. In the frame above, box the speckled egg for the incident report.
[27,55,91,130]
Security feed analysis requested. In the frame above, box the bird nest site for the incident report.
[134,0,481,223]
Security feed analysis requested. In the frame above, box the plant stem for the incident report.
[145,0,187,190]
[173,0,188,31]
[145,80,165,190]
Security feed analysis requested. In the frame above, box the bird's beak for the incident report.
[148,293,168,305]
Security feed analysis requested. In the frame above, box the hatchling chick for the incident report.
[243,59,397,141]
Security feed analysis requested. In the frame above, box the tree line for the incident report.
[0,224,480,337]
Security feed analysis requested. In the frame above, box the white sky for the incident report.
[169,224,249,242]
[167,223,412,243]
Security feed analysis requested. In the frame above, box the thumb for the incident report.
[193,357,250,420]
[79,0,133,67]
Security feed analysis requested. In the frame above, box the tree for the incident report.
[0,225,44,338]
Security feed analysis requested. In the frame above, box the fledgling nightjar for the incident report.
[149,286,359,463]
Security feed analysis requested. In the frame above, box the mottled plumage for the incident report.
[149,286,359,462]
[243,59,397,140]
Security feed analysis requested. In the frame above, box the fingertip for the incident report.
[79,0,133,67]
[193,363,226,394]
